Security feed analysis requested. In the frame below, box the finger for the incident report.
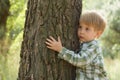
[49,36,56,42]
[46,46,53,49]
[58,36,61,42]
[45,42,52,46]
[46,38,53,43]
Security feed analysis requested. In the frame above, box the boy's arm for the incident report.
[45,36,98,67]
[58,46,98,67]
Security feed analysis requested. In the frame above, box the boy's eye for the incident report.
[86,28,89,31]
[79,26,82,28]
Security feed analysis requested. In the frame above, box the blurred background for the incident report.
[0,0,120,80]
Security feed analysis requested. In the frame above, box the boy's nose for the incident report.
[80,29,84,34]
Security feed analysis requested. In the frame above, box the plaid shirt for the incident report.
[58,40,108,80]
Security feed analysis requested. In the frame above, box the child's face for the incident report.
[78,23,101,42]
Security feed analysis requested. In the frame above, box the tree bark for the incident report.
[18,0,82,80]
[0,0,10,55]
[0,0,10,39]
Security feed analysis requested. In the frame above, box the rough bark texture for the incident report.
[18,0,82,80]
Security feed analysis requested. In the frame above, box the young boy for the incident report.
[45,11,108,80]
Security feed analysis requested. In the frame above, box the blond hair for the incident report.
[80,11,106,33]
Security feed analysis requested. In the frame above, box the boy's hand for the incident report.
[45,36,63,52]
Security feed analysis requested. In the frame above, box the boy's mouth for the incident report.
[79,36,85,42]
[79,36,84,39]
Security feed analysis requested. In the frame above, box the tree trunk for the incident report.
[0,0,10,39]
[18,0,82,80]
[0,0,10,79]
[0,0,10,55]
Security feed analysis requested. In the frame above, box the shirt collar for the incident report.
[80,39,99,48]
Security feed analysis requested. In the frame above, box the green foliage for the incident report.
[109,6,120,33]
[0,55,8,80]
[0,0,26,80]
[101,0,120,59]
[5,0,26,79]
[6,0,27,79]
[7,32,23,80]
[7,8,25,40]
[6,0,26,40]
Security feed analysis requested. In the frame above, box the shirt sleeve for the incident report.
[58,46,98,67]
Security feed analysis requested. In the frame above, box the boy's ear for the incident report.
[96,31,102,38]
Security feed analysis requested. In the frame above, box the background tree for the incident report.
[18,0,82,80]
[0,0,10,55]
[0,0,10,40]
[0,0,10,79]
